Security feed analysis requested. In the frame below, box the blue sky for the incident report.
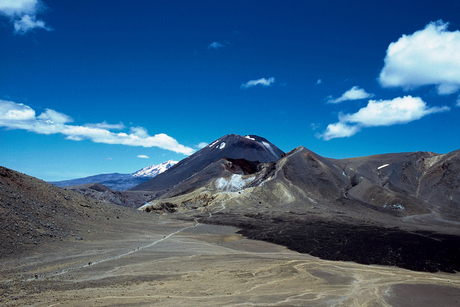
[1,0,460,181]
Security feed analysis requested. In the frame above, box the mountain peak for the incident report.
[130,134,284,192]
[203,134,284,163]
[51,160,177,191]
[132,160,178,178]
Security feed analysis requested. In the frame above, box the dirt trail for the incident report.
[30,220,202,281]
[1,218,460,307]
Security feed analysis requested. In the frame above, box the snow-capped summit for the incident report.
[132,160,178,177]
[130,134,285,192]
[50,160,177,191]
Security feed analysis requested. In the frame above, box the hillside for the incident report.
[0,166,142,258]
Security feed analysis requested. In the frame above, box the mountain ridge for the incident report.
[134,135,460,219]
[50,160,177,191]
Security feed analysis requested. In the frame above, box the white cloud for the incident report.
[85,121,125,130]
[197,142,208,149]
[319,122,360,141]
[37,108,73,124]
[208,41,229,49]
[327,86,374,104]
[379,20,460,95]
[0,99,195,155]
[437,84,460,95]
[316,79,322,85]
[13,14,50,34]
[342,96,449,126]
[0,0,51,34]
[208,41,224,49]
[0,99,35,121]
[318,96,450,140]
[456,95,460,107]
[241,77,275,89]
[137,155,149,159]
[0,0,37,16]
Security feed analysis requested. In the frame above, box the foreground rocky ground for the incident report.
[2,215,460,307]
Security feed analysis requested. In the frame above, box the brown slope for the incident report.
[338,149,460,219]
[338,151,437,197]
[337,151,436,217]
[0,166,142,259]
[417,149,460,219]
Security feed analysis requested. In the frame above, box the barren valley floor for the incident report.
[1,214,460,307]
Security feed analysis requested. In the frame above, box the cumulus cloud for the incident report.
[0,0,52,34]
[137,155,149,159]
[241,77,275,89]
[0,100,35,121]
[0,99,195,155]
[379,20,460,95]
[326,86,375,104]
[320,122,360,140]
[318,96,450,140]
[316,79,322,85]
[37,109,73,124]
[341,96,449,126]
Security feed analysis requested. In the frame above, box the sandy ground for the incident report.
[1,216,460,307]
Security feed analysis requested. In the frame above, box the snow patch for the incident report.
[209,140,219,148]
[132,160,177,177]
[378,164,390,170]
[216,174,253,191]
[245,135,255,141]
[262,141,277,158]
[219,142,226,149]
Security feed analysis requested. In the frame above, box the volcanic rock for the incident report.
[130,134,284,195]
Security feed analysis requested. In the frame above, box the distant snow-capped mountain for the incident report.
[50,160,178,191]
[132,160,178,178]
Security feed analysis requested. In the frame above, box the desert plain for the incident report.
[1,209,460,307]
